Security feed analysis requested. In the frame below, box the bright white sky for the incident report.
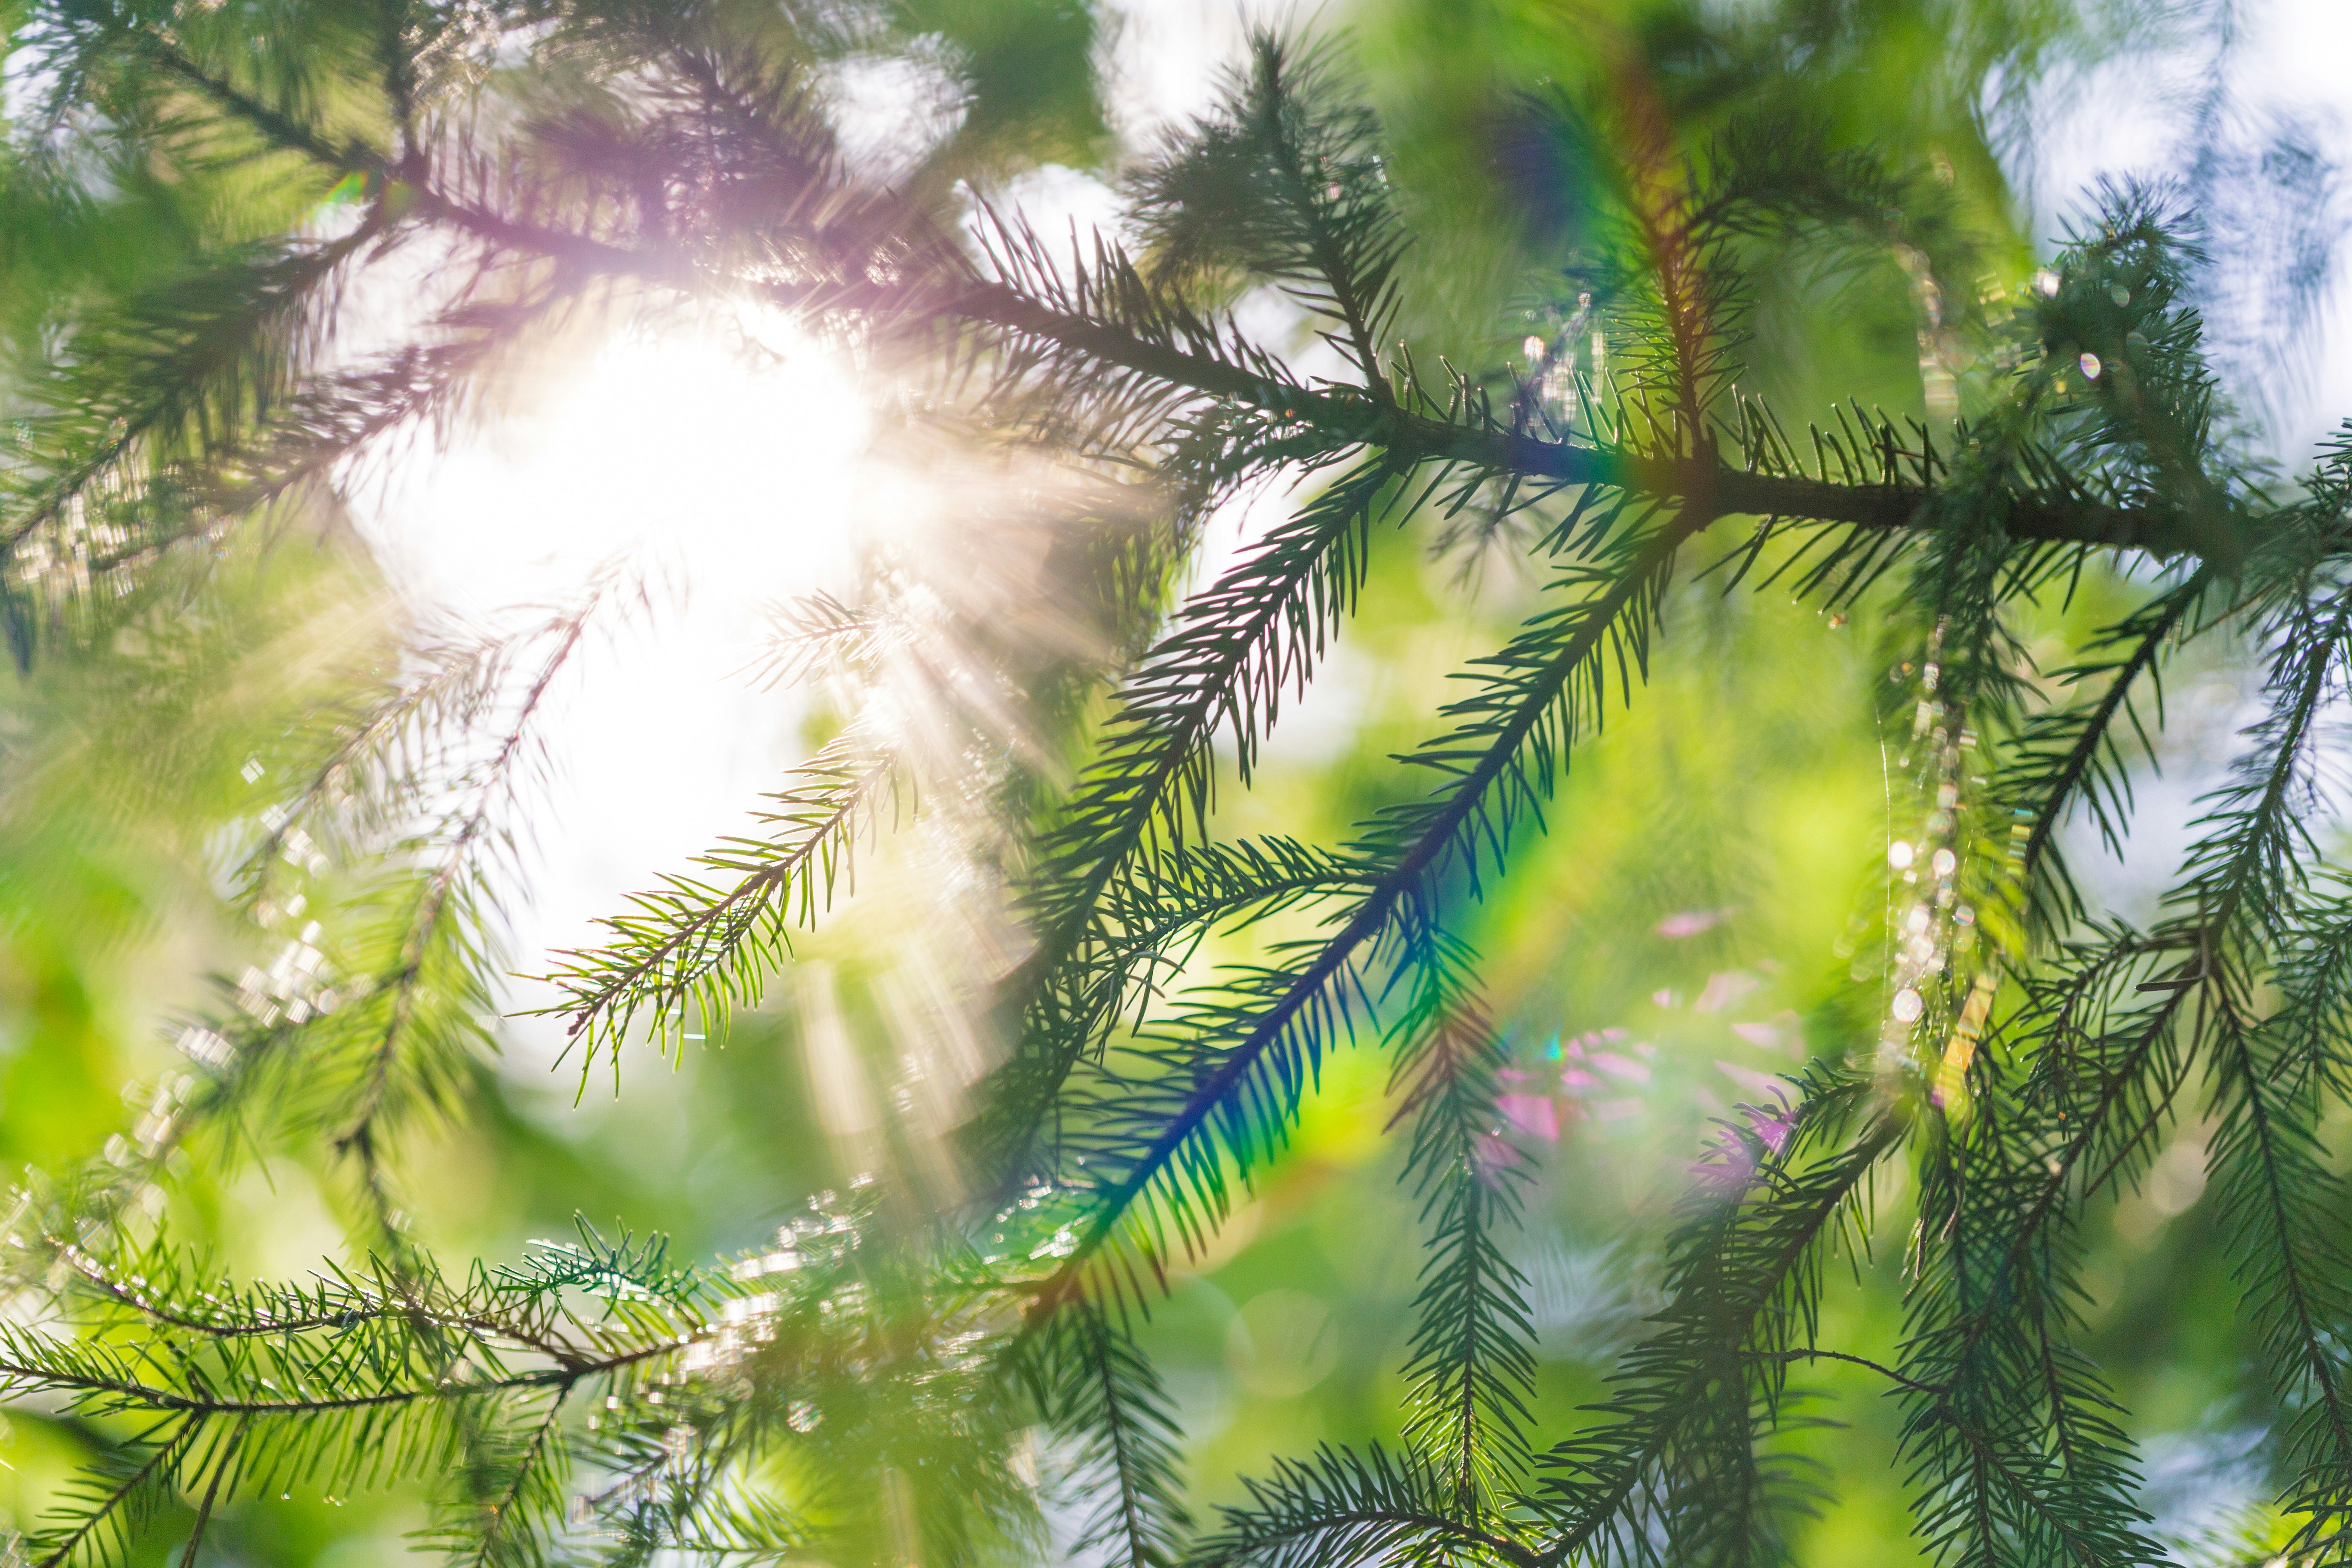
[361,0,2352,1078]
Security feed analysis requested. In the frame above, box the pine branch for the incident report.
[120,17,377,172]
[3,228,374,555]
[39,3,2267,599]
[447,1388,573,1568]
[2207,981,2352,1556]
[1028,504,1713,1320]
[1008,836,1374,1122]
[1027,458,1398,920]
[1193,1445,1540,1568]
[337,575,628,1213]
[0,1328,680,1417]
[1385,938,1538,1501]
[1028,1303,1192,1568]
[28,1421,196,1568]
[949,274,2201,551]
[1901,1042,2167,1568]
[1094,838,1378,999]
[68,3,2256,576]
[2181,589,2352,1551]
[1893,584,2352,1568]
[538,736,898,1065]
[2005,568,2210,934]
[1127,33,1404,392]
[974,460,1405,1184]
[48,1243,586,1367]
[1532,1070,1894,1567]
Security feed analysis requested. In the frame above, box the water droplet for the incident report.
[2079,352,2102,380]
[1888,841,1916,870]
[1892,989,1924,1023]
[1931,848,1957,877]
[1522,335,1545,362]
[2035,268,2061,297]
[2109,283,2130,306]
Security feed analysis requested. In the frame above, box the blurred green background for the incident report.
[0,0,2341,1561]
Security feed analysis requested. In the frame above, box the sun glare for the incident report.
[368,315,872,1067]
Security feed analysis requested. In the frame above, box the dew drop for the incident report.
[2109,283,2130,306]
[1888,841,1916,870]
[1932,848,1957,877]
[2079,352,2102,380]
[2035,268,2061,297]
[1892,989,1924,1023]
[1523,335,1546,362]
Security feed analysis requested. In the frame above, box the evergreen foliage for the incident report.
[2,2,2349,1565]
